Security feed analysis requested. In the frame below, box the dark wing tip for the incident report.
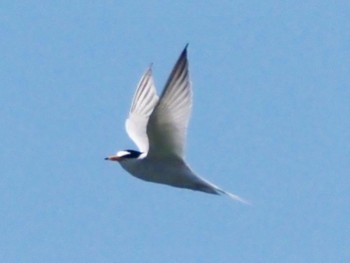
[182,43,189,56]
[175,44,188,68]
[144,63,153,76]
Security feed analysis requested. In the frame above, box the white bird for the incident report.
[106,45,248,203]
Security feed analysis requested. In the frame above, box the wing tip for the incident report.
[145,63,153,75]
[184,43,189,50]
[181,43,189,57]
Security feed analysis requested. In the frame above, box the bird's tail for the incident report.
[195,178,250,205]
[215,188,251,205]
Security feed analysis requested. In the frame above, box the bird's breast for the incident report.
[119,157,195,187]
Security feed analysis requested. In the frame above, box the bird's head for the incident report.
[105,150,142,162]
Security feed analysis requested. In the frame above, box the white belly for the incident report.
[119,156,215,193]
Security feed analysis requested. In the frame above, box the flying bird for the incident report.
[105,45,247,203]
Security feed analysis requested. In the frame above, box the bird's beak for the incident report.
[104,155,121,162]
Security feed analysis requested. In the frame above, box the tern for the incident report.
[106,45,247,203]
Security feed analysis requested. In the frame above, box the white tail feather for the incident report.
[197,177,251,205]
[217,189,251,205]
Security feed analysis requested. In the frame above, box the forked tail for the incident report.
[215,188,251,205]
[194,177,250,205]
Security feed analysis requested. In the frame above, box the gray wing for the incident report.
[125,67,158,153]
[147,45,192,158]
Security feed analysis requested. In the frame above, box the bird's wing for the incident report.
[125,67,158,153]
[147,45,192,158]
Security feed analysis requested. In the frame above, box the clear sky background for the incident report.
[1,1,349,262]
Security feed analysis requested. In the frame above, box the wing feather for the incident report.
[125,67,158,153]
[147,46,192,158]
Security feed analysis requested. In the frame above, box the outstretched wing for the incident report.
[147,45,192,158]
[125,67,158,153]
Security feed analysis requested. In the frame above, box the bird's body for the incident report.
[119,153,219,194]
[106,45,247,203]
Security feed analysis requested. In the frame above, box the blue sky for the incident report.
[1,1,349,262]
